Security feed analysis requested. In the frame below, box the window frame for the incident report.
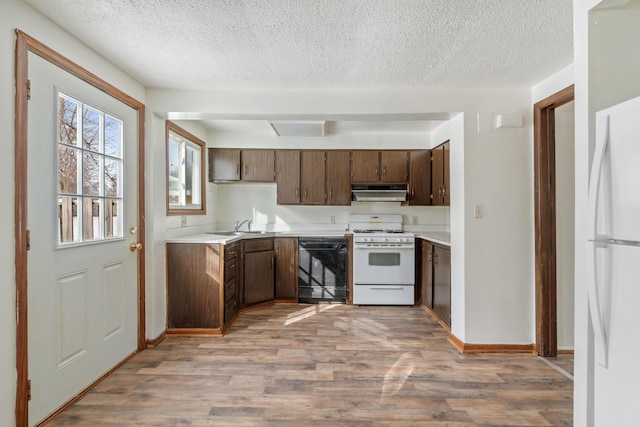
[165,120,206,216]
[56,92,125,247]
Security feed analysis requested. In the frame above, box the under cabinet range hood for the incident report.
[351,184,408,202]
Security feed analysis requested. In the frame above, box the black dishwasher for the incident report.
[298,238,347,304]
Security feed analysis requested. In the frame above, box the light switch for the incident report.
[474,204,484,219]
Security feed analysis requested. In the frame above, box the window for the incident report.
[166,121,206,215]
[57,93,123,246]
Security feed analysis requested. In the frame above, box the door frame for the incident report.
[533,84,574,357]
[14,30,146,426]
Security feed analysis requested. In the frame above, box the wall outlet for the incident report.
[181,216,187,227]
[412,216,418,225]
[474,204,484,219]
[330,215,336,224]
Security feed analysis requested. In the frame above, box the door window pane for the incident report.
[58,96,78,146]
[82,106,100,151]
[104,115,121,157]
[58,146,80,194]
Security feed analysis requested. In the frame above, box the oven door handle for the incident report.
[354,244,415,250]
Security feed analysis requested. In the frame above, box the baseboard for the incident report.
[449,334,535,353]
[166,328,223,337]
[146,331,167,348]
[420,303,451,332]
[557,349,574,354]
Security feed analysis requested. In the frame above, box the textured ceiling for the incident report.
[24,0,573,91]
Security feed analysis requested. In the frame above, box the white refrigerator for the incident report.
[588,96,640,425]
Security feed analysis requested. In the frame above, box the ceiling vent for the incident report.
[269,121,327,137]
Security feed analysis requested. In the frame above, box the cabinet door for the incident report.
[443,141,450,205]
[210,148,240,182]
[275,238,298,299]
[408,150,431,205]
[431,146,444,205]
[326,151,351,205]
[351,151,380,183]
[276,150,301,204]
[242,150,275,182]
[380,151,409,182]
[167,243,221,329]
[433,245,451,327]
[421,240,434,309]
[244,250,275,305]
[301,151,326,204]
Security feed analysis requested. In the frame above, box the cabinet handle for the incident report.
[236,164,240,175]
[244,165,248,176]
[428,252,432,262]
[296,188,300,198]
[442,186,446,198]
[434,253,439,264]
[383,166,387,176]
[411,188,415,197]
[229,264,236,270]
[271,256,275,269]
[304,188,308,199]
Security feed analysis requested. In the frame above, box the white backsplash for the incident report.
[214,183,449,232]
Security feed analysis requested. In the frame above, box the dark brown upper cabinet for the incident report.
[351,150,409,183]
[431,141,450,206]
[326,151,351,205]
[301,151,326,205]
[241,149,275,182]
[351,151,380,183]
[275,150,301,204]
[209,149,275,182]
[209,148,240,182]
[407,150,431,206]
[380,151,409,182]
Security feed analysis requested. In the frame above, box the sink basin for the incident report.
[207,230,268,236]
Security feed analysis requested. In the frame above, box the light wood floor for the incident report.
[48,304,573,426]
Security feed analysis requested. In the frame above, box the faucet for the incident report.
[234,219,252,232]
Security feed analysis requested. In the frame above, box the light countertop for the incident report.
[168,230,450,246]
[413,231,451,246]
[166,230,352,244]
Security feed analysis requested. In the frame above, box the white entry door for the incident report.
[27,53,140,425]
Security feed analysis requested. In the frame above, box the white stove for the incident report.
[349,214,415,305]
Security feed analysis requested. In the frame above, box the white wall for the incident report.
[148,87,537,346]
[1,2,146,425]
[555,101,575,351]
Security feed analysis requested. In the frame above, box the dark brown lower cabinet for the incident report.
[421,240,434,309]
[432,243,451,327]
[242,238,275,306]
[166,243,222,330]
[275,237,298,300]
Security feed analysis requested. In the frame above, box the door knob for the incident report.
[129,242,143,251]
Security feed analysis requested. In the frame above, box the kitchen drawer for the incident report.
[224,243,238,260]
[224,279,236,303]
[224,259,237,280]
[243,238,273,253]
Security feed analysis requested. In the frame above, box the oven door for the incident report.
[353,244,415,285]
